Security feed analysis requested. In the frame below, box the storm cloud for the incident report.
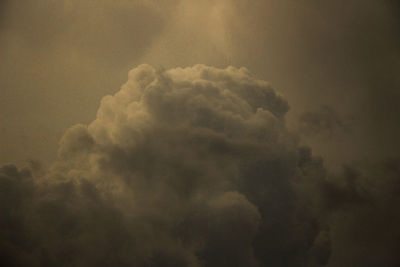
[1,65,321,266]
[1,1,400,266]
[1,65,400,266]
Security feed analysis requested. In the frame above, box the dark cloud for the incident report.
[2,64,400,266]
[1,1,399,264]
[1,65,325,266]
[300,158,400,266]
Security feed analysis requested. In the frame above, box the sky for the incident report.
[1,1,400,266]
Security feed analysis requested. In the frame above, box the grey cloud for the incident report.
[296,153,400,266]
[2,64,400,266]
[326,159,400,266]
[1,65,323,266]
[1,1,399,265]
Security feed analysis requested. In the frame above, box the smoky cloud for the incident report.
[0,65,313,266]
[1,65,400,266]
[296,157,400,266]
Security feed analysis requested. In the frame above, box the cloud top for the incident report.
[3,64,399,266]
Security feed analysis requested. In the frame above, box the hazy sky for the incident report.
[1,0,399,167]
[1,1,400,266]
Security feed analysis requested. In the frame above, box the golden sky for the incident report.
[1,1,400,266]
[1,0,399,167]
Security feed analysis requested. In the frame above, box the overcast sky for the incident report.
[1,1,400,266]
[1,0,399,167]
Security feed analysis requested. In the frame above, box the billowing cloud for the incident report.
[1,65,322,266]
[1,64,399,266]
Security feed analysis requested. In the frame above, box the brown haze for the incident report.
[1,1,399,266]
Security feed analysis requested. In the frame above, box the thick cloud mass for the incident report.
[296,157,400,266]
[1,65,399,266]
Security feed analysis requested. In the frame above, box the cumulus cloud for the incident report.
[1,64,399,266]
[0,65,317,266]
